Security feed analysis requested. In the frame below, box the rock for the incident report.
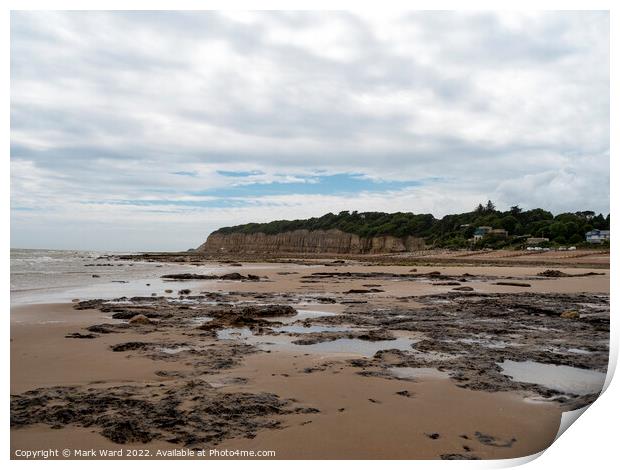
[538,270,604,278]
[178,289,191,295]
[165,289,173,293]
[441,454,480,460]
[10,381,295,447]
[356,329,395,342]
[128,314,154,325]
[494,282,531,287]
[101,420,155,444]
[65,332,98,339]
[560,310,580,319]
[538,269,568,277]
[162,273,218,280]
[162,272,260,282]
[236,305,297,318]
[220,272,245,280]
[452,286,474,291]
[92,274,100,278]
[111,341,151,352]
[112,311,163,320]
[344,289,384,294]
[86,324,116,334]
[474,431,516,448]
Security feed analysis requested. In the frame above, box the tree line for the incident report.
[214,202,610,248]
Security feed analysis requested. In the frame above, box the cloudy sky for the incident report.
[11,11,609,251]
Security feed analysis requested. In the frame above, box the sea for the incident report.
[10,248,226,306]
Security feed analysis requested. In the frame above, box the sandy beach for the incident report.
[10,253,610,460]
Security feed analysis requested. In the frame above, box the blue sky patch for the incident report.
[196,173,423,198]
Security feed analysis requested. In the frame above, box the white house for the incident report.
[585,229,610,243]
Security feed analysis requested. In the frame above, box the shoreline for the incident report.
[103,248,611,269]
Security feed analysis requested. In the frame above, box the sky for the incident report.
[10,11,609,251]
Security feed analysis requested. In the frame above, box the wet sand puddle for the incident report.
[269,309,338,324]
[498,360,607,395]
[217,327,417,357]
[187,315,214,325]
[389,367,451,380]
[215,308,417,357]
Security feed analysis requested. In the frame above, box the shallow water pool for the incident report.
[498,360,606,395]
[389,367,450,380]
[217,327,416,357]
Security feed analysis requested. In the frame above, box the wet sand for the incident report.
[10,260,610,459]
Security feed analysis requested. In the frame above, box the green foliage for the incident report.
[214,202,610,248]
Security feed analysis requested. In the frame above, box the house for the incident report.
[488,229,508,238]
[585,229,610,244]
[472,226,492,241]
[526,237,549,245]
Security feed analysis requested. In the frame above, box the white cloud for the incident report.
[10,11,609,250]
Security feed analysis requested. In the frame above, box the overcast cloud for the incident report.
[10,11,609,251]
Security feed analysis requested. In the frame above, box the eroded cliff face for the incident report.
[197,229,425,254]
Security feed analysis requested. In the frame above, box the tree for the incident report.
[500,215,518,234]
[485,200,496,212]
[576,211,595,220]
[569,234,583,244]
[509,205,522,216]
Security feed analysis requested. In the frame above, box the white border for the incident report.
[3,1,616,469]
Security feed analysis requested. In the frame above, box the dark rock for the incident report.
[474,431,516,448]
[494,282,531,287]
[441,454,480,460]
[65,333,98,339]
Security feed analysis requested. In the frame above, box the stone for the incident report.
[560,310,580,319]
[128,314,154,325]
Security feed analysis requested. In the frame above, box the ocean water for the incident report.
[10,248,225,306]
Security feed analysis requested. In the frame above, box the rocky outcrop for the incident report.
[197,229,425,255]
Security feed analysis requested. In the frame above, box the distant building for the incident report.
[488,229,508,238]
[526,237,549,245]
[472,226,492,241]
[585,229,610,244]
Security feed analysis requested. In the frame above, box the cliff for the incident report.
[197,229,425,255]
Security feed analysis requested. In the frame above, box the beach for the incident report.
[10,250,610,460]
